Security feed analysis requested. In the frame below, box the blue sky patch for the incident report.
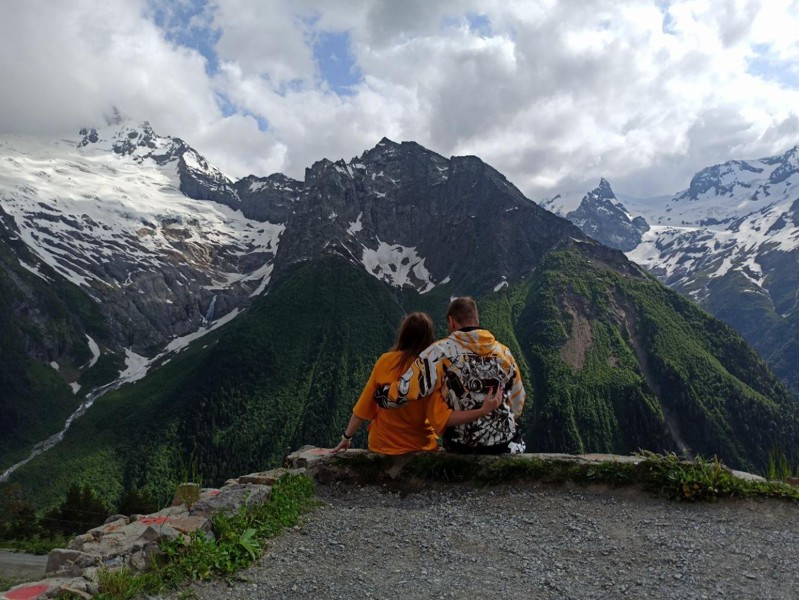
[145,0,221,75]
[748,45,799,89]
[466,13,492,36]
[215,91,237,118]
[313,31,363,95]
[215,92,269,131]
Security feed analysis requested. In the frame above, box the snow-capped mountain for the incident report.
[542,147,799,395]
[0,122,583,387]
[0,123,284,356]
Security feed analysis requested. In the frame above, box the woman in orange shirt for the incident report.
[332,312,501,455]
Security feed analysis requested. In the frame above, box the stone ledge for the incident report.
[286,445,767,488]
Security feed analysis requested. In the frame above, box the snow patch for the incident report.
[119,349,150,384]
[85,334,101,368]
[248,180,268,193]
[247,263,274,297]
[360,240,436,293]
[347,212,363,235]
[18,259,51,281]
[160,308,241,355]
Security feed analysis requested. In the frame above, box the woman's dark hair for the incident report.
[392,312,435,371]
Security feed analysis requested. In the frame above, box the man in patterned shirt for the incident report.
[375,297,526,454]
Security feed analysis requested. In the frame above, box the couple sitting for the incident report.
[333,297,526,455]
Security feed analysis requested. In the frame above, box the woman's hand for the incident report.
[330,437,352,453]
[479,386,504,416]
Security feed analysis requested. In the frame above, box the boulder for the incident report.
[190,483,272,517]
[239,468,290,486]
[103,514,130,525]
[166,515,211,535]
[239,466,305,485]
[45,549,99,578]
[730,469,767,483]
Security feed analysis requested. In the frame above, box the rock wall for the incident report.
[0,467,302,600]
[1,447,768,600]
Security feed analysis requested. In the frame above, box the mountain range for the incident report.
[1,121,797,510]
[542,146,799,398]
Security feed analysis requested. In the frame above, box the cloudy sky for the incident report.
[2,0,799,199]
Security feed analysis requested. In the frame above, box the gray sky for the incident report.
[1,0,798,199]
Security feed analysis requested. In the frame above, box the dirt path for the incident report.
[0,551,46,581]
[181,484,799,600]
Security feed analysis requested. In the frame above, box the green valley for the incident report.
[6,244,798,512]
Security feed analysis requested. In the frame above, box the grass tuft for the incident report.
[480,451,799,502]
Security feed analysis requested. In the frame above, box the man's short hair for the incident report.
[447,296,479,325]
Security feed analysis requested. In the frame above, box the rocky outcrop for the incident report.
[0,466,304,600]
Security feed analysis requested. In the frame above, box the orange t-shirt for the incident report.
[353,351,447,455]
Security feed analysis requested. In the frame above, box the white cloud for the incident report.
[2,0,799,199]
[211,0,317,84]
[0,0,219,136]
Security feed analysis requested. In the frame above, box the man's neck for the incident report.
[456,325,481,332]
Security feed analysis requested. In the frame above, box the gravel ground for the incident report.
[182,483,799,600]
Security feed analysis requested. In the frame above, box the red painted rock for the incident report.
[137,516,169,526]
[3,584,51,600]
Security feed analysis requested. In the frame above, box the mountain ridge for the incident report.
[2,125,798,511]
[542,147,799,396]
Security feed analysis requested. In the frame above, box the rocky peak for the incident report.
[768,145,799,185]
[78,121,187,166]
[361,136,401,158]
[595,177,615,199]
[685,160,763,200]
[238,173,302,194]
[565,179,649,252]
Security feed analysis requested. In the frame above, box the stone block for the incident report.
[76,518,183,561]
[167,515,211,535]
[103,514,129,525]
[45,549,82,576]
[128,550,148,571]
[579,453,643,464]
[731,469,766,483]
[190,483,272,516]
[239,467,291,486]
[286,445,340,470]
[137,522,183,544]
[101,556,124,569]
[89,517,127,535]
[44,549,99,577]
[149,505,190,518]
[67,533,95,551]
